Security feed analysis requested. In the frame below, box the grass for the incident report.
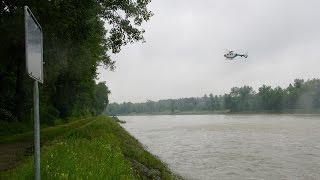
[0,120,32,137]
[0,117,93,143]
[0,115,179,179]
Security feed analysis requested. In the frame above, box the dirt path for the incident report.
[0,141,33,171]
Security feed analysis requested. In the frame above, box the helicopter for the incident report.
[224,50,248,60]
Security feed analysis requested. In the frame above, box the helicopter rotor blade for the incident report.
[223,49,230,53]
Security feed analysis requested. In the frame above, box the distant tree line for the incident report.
[0,0,152,125]
[107,79,320,115]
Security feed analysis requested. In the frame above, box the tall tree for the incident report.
[0,0,152,122]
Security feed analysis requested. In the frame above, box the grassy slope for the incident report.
[0,116,178,179]
[0,118,93,143]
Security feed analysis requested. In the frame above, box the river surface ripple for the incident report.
[120,115,320,180]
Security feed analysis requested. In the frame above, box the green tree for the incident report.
[0,0,152,123]
[94,82,111,115]
[209,93,215,110]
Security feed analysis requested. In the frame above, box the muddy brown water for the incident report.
[120,115,320,180]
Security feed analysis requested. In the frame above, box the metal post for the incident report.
[33,80,40,180]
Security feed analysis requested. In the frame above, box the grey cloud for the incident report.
[98,0,320,103]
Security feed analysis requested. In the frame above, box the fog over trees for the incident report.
[107,79,320,115]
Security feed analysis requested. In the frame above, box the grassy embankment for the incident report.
[0,115,179,179]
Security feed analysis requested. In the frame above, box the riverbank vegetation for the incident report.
[107,79,320,115]
[0,0,152,126]
[0,116,177,179]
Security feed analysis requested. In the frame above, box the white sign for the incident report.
[25,6,43,83]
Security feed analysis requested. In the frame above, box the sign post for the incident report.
[24,6,43,180]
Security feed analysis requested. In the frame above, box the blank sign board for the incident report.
[25,6,43,83]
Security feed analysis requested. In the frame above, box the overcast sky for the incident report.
[98,0,320,103]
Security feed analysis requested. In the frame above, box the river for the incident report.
[120,115,320,180]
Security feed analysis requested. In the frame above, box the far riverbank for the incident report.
[114,110,320,116]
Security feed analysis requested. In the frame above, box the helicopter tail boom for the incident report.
[239,53,248,58]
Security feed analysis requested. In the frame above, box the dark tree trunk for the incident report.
[12,32,26,121]
[15,55,25,122]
